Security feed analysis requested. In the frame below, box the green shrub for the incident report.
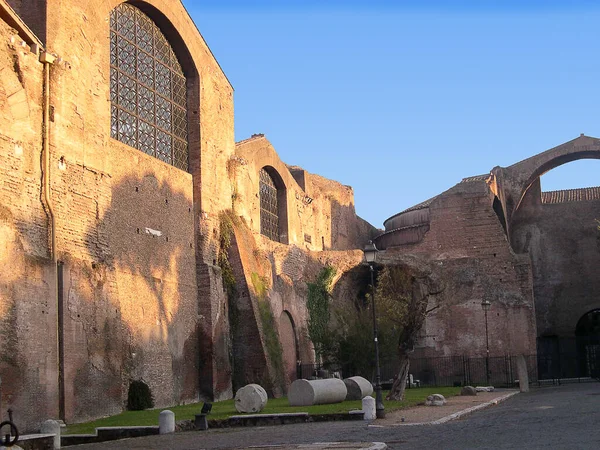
[127,380,154,411]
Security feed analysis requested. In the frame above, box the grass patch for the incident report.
[64,386,460,435]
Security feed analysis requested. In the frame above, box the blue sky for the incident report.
[184,1,600,228]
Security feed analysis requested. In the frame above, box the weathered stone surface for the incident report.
[460,386,478,396]
[516,355,529,393]
[234,384,268,413]
[0,1,374,433]
[425,394,446,406]
[159,410,175,435]
[476,386,495,392]
[40,419,61,449]
[362,396,376,420]
[343,376,374,401]
[288,379,347,406]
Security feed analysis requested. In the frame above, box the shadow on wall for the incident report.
[329,199,379,251]
[0,204,55,431]
[67,172,200,423]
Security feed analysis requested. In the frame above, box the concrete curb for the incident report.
[369,390,520,428]
[431,391,520,424]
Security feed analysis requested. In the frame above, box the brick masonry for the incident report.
[0,0,375,431]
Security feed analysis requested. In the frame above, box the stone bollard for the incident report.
[40,419,61,449]
[234,384,268,413]
[159,410,175,435]
[288,379,347,406]
[343,376,373,401]
[516,355,529,393]
[362,396,376,420]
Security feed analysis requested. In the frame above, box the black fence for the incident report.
[537,336,600,381]
[298,355,538,388]
[296,337,600,388]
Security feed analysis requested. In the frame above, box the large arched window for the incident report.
[110,3,188,171]
[259,168,281,241]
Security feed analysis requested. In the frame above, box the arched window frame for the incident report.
[110,2,189,171]
[259,167,288,243]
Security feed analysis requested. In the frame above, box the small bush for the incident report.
[127,380,154,411]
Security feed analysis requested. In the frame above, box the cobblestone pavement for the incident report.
[70,383,600,449]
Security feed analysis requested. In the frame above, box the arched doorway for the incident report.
[278,311,298,387]
[575,309,600,378]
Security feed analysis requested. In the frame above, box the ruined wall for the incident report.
[226,212,365,395]
[511,182,600,337]
[226,135,374,393]
[0,18,58,431]
[232,135,375,251]
[376,177,537,358]
[0,0,235,429]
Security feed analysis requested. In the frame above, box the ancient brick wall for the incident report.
[1,0,375,430]
[0,0,234,429]
[0,18,58,431]
[232,135,376,251]
[511,181,600,337]
[377,177,537,358]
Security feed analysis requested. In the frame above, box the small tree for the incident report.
[376,264,443,401]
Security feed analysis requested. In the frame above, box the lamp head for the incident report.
[363,241,379,264]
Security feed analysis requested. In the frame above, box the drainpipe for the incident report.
[40,50,63,420]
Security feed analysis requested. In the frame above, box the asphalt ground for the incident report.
[70,382,600,450]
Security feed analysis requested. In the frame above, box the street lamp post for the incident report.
[481,299,491,386]
[364,241,385,419]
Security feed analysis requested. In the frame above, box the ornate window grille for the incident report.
[110,3,188,171]
[260,168,280,241]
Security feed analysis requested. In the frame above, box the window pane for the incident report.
[110,3,188,171]
[260,169,280,241]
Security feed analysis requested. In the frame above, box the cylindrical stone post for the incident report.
[159,410,175,434]
[234,384,268,413]
[40,419,61,449]
[288,379,347,406]
[343,376,374,400]
[362,396,376,420]
[516,355,530,393]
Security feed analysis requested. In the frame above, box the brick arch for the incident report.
[278,310,299,385]
[491,135,600,238]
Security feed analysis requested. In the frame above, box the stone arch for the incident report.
[491,135,600,237]
[259,165,288,243]
[278,310,298,385]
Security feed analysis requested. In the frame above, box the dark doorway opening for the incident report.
[575,309,600,378]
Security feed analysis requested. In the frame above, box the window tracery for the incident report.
[110,3,188,171]
[260,168,280,241]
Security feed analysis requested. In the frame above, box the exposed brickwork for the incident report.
[0,1,374,432]
[376,177,537,358]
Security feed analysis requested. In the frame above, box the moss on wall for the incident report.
[307,266,336,360]
[251,272,284,390]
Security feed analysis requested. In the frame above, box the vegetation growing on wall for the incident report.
[307,266,336,361]
[376,265,441,401]
[218,211,236,301]
[251,272,284,389]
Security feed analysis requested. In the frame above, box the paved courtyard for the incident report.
[71,382,600,450]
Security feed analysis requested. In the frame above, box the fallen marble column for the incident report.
[288,378,347,406]
[235,384,268,413]
[343,376,374,400]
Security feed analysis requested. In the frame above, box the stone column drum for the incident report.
[234,384,268,413]
[288,379,347,406]
[343,376,373,400]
